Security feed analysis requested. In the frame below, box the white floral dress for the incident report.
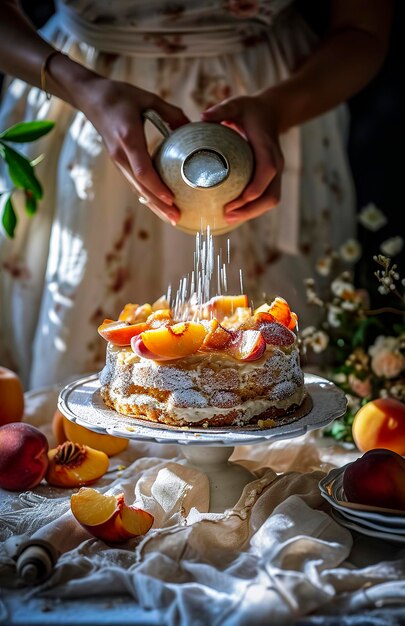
[0,0,355,389]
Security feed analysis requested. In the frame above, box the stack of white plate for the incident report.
[319,463,405,544]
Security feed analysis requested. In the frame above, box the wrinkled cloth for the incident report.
[1,387,405,626]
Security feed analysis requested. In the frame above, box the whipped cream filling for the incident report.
[106,386,305,424]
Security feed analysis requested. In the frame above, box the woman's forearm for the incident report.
[0,0,99,108]
[264,1,394,133]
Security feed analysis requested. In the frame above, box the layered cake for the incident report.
[98,295,306,428]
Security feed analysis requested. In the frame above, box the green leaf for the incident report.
[0,120,54,143]
[0,143,43,199]
[352,316,384,348]
[25,190,37,216]
[1,194,17,238]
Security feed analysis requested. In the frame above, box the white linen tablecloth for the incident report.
[0,385,404,626]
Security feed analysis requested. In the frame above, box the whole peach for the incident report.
[343,448,405,510]
[352,398,405,455]
[0,366,24,426]
[0,423,49,491]
[61,413,128,456]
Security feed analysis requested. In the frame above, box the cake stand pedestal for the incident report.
[58,373,346,513]
[181,446,254,512]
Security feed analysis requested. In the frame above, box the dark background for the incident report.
[2,0,404,301]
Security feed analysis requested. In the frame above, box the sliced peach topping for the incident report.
[119,303,153,324]
[255,298,298,330]
[204,295,249,320]
[98,319,148,346]
[227,329,266,361]
[247,312,295,346]
[152,296,170,311]
[202,320,233,351]
[141,321,207,358]
[221,306,252,329]
[146,309,173,328]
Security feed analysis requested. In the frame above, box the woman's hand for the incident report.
[75,75,189,224]
[201,93,284,225]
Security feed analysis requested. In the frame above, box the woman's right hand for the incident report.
[75,75,189,224]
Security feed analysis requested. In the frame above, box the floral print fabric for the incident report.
[0,0,355,388]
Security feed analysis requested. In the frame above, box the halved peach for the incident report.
[71,487,154,543]
[98,319,148,346]
[46,442,109,488]
[140,322,207,358]
[204,295,249,320]
[118,303,153,324]
[227,330,266,361]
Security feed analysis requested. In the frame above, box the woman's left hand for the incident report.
[201,93,284,225]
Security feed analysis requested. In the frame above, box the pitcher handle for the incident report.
[143,109,171,138]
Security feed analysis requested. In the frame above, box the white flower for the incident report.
[380,236,404,257]
[340,299,357,311]
[327,304,342,327]
[301,326,317,338]
[331,277,355,298]
[339,239,362,263]
[310,330,329,353]
[358,203,387,231]
[315,256,332,276]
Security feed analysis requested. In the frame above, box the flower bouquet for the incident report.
[302,204,405,442]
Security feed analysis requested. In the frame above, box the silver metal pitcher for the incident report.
[145,109,254,235]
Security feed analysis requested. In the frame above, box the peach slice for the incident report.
[244,312,295,346]
[71,487,154,543]
[204,295,249,320]
[131,335,176,361]
[46,442,109,488]
[227,329,266,361]
[152,296,170,311]
[141,322,207,358]
[255,298,298,330]
[146,309,173,328]
[118,303,153,324]
[202,319,233,351]
[61,414,129,456]
[98,319,148,346]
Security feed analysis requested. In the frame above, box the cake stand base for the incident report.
[58,373,347,516]
[181,446,254,513]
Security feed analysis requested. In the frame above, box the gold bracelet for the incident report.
[40,50,61,100]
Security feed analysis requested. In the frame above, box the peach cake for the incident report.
[98,295,306,428]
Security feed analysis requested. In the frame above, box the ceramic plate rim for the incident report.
[319,465,405,524]
[330,508,405,544]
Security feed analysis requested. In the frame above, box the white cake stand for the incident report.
[58,373,346,512]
